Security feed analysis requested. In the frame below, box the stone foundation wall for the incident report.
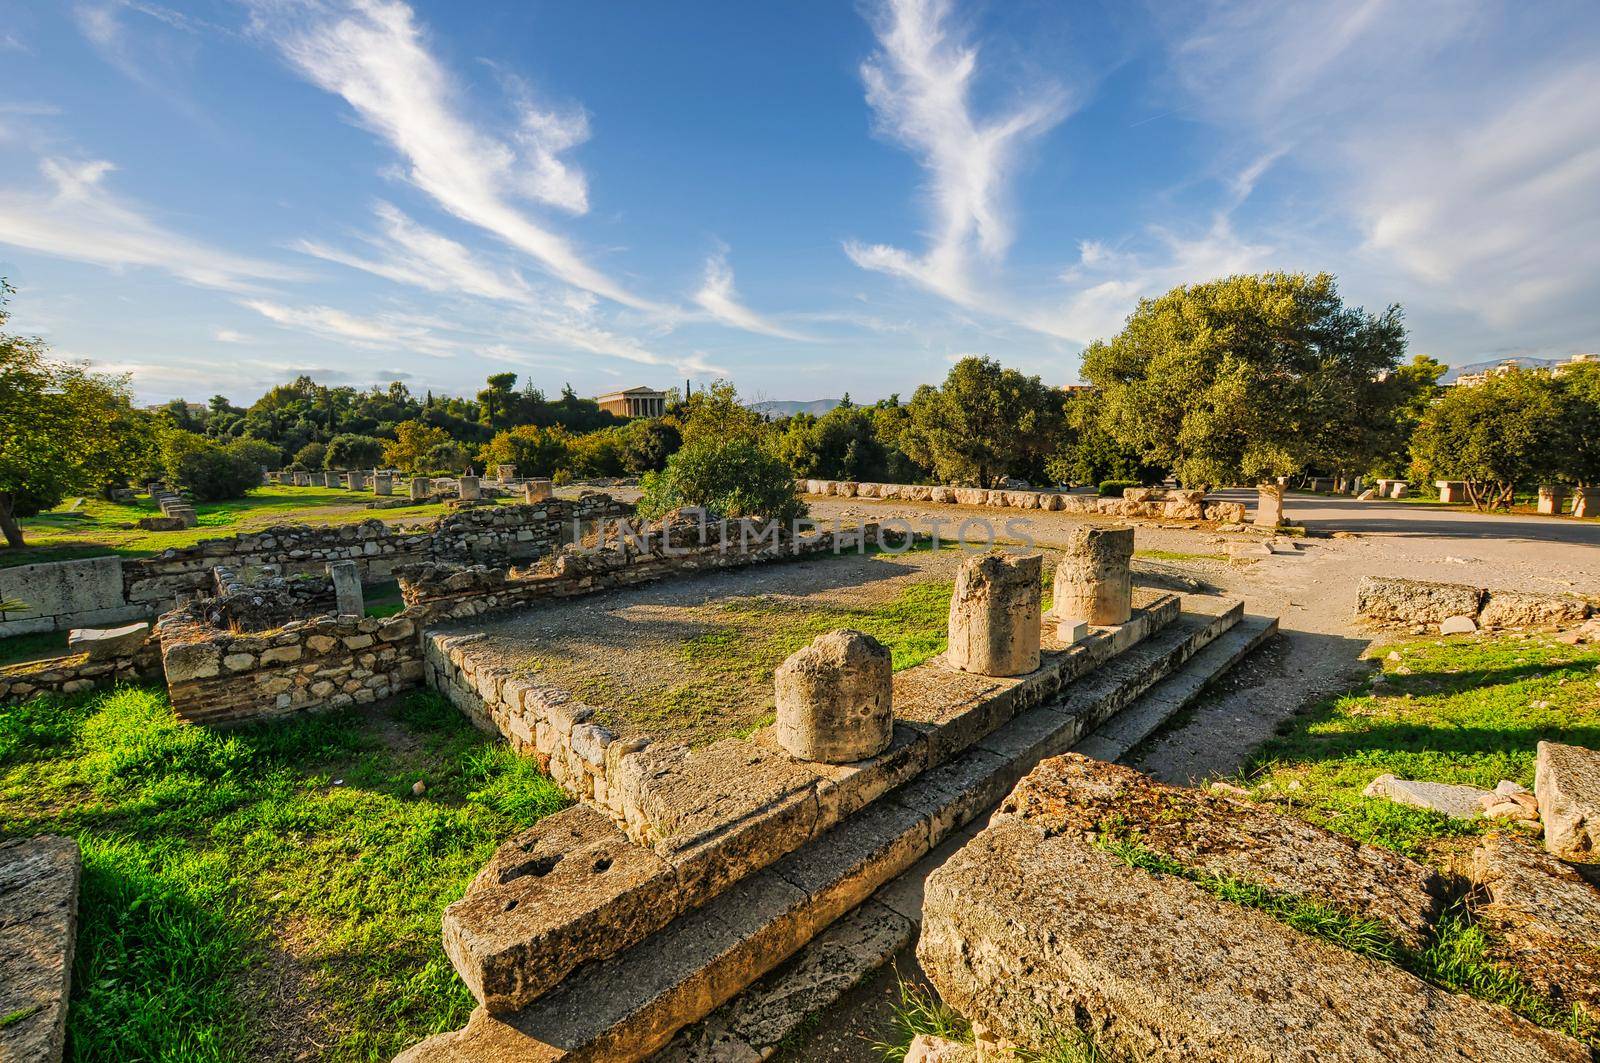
[157,605,425,726]
[124,494,631,608]
[798,480,1246,524]
[0,494,631,637]
[420,521,899,822]
[0,639,163,704]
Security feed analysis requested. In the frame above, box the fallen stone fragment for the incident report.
[1473,833,1600,1009]
[1536,741,1600,861]
[0,836,81,1063]
[905,1034,976,1062]
[1439,614,1478,635]
[920,801,1590,1062]
[1483,800,1540,824]
[66,621,150,661]
[1479,591,1592,631]
[1363,773,1488,820]
[1355,576,1484,625]
[997,756,1444,949]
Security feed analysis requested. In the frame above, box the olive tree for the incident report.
[0,282,151,547]
[1409,370,1565,510]
[898,357,1065,487]
[1081,272,1408,518]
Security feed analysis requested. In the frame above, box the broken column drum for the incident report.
[409,476,431,500]
[947,552,1042,677]
[1053,526,1134,627]
[774,629,893,763]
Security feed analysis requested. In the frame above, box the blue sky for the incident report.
[2,0,1598,406]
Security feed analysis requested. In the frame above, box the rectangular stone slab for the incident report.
[919,819,1589,1063]
[995,754,1445,949]
[0,835,80,1063]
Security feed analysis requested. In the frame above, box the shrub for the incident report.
[224,438,281,471]
[1098,479,1141,497]
[323,433,386,470]
[637,437,805,523]
[160,431,259,501]
[293,441,327,470]
[478,424,572,478]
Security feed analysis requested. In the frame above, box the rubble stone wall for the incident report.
[797,480,1246,524]
[0,639,163,705]
[157,603,425,726]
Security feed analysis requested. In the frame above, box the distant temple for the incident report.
[595,386,667,418]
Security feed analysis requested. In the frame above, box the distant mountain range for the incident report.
[1440,356,1563,383]
[749,399,844,417]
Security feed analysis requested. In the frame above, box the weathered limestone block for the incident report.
[946,553,1041,677]
[774,630,893,764]
[1573,488,1600,519]
[0,835,80,1063]
[67,621,149,660]
[442,805,682,1013]
[920,788,1588,1062]
[1537,485,1569,515]
[1479,590,1592,630]
[1362,773,1487,819]
[410,476,432,500]
[952,487,986,506]
[329,559,364,617]
[905,1034,977,1062]
[1389,481,1409,498]
[1355,576,1485,625]
[1050,526,1133,628]
[1203,500,1246,523]
[524,479,553,503]
[998,756,1445,948]
[1472,833,1600,1009]
[373,471,393,495]
[1537,741,1600,860]
[1254,484,1285,527]
[459,475,482,500]
[496,464,518,483]
[1436,480,1468,504]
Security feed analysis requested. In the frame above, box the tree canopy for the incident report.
[898,357,1064,488]
[1410,369,1566,509]
[1081,272,1409,487]
[0,281,149,546]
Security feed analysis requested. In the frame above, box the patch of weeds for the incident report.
[1016,1024,1130,1063]
[1096,836,1401,963]
[1134,549,1226,563]
[871,973,971,1061]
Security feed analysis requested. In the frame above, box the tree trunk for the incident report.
[0,491,25,549]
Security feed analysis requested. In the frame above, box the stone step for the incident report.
[398,597,1245,1063]
[1072,612,1278,763]
[657,607,1277,1062]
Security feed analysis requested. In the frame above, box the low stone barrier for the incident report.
[0,631,162,705]
[797,480,1245,524]
[157,603,424,726]
[0,494,632,636]
[1356,577,1593,630]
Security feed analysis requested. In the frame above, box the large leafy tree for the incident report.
[0,282,151,547]
[1081,272,1408,488]
[382,420,452,474]
[898,357,1065,488]
[1556,363,1600,487]
[1409,370,1565,510]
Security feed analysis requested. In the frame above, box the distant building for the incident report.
[1455,353,1597,387]
[595,386,667,418]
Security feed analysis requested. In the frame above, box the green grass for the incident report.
[4,487,478,568]
[1134,548,1226,563]
[1236,634,1600,859]
[0,684,569,1061]
[0,629,70,667]
[871,973,970,1061]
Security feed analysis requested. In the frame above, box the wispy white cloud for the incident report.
[254,0,656,310]
[845,0,1067,305]
[0,158,306,291]
[692,246,812,341]
[213,328,252,343]
[242,298,466,357]
[1159,0,1600,357]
